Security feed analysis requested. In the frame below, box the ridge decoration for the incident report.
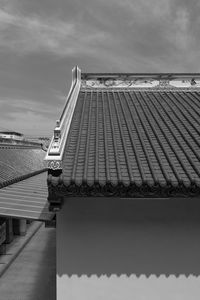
[47,160,62,170]
[81,77,200,89]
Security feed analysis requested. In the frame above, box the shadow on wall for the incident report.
[29,225,56,300]
[57,197,200,277]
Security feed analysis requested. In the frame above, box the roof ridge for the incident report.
[0,169,47,189]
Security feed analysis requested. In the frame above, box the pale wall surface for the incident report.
[57,197,200,300]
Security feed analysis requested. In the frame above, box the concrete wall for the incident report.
[57,197,200,300]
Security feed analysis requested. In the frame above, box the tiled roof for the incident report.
[0,172,54,221]
[0,147,46,187]
[46,69,200,198]
[48,89,200,197]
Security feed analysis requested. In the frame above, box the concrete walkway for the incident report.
[0,221,43,276]
[0,223,56,300]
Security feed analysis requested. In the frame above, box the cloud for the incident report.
[100,0,193,52]
[0,110,55,135]
[172,8,191,49]
[0,6,109,57]
[1,0,200,72]
[0,95,63,117]
[0,96,59,134]
[118,0,172,22]
[0,0,200,136]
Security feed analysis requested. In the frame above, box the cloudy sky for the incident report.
[0,0,200,136]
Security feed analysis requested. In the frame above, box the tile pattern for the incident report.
[0,148,46,187]
[0,172,54,221]
[50,89,200,197]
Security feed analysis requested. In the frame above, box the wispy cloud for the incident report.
[117,0,172,21]
[0,96,60,134]
[172,8,191,49]
[0,95,63,117]
[0,110,55,135]
[0,6,109,57]
[1,1,200,70]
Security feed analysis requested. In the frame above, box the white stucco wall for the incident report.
[57,197,200,300]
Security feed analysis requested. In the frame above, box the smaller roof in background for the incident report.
[0,146,46,188]
[0,172,53,221]
[0,131,23,136]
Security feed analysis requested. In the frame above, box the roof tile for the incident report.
[0,147,46,187]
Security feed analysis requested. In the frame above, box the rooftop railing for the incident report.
[45,66,81,170]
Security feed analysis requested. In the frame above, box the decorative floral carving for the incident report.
[104,79,115,86]
[81,77,200,89]
[81,78,159,88]
[158,79,170,87]
[170,79,200,88]
[47,160,62,170]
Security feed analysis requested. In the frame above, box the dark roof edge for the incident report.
[0,168,47,189]
[47,177,200,199]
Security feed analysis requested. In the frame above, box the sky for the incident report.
[0,0,200,136]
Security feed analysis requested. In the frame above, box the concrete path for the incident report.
[0,221,43,277]
[0,224,56,300]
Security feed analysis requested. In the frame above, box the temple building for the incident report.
[46,66,200,300]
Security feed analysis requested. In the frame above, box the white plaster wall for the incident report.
[57,197,200,300]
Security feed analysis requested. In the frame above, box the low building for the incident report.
[0,144,54,253]
[46,67,200,300]
[0,131,24,141]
